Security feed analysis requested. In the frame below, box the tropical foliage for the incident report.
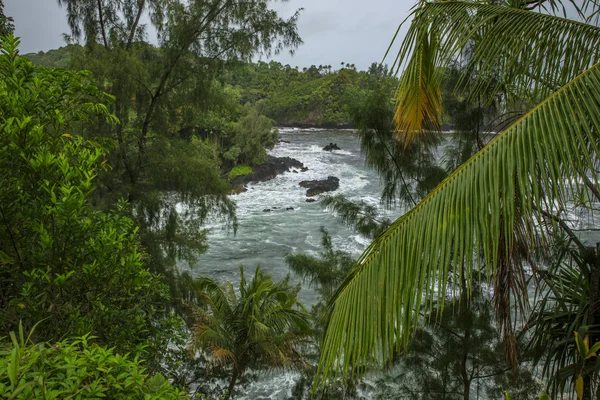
[0,35,172,358]
[189,266,311,399]
[0,324,186,399]
[316,2,600,400]
[52,0,302,287]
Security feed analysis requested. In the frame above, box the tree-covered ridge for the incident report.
[223,61,397,127]
[24,45,399,128]
[24,46,75,69]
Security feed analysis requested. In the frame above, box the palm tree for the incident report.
[315,0,600,397]
[190,266,311,399]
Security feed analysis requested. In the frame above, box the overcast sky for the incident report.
[5,0,414,70]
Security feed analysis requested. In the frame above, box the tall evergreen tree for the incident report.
[55,0,302,281]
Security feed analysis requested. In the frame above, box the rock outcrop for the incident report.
[323,143,341,151]
[231,156,305,193]
[299,176,340,197]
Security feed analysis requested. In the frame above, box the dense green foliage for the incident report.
[0,325,186,399]
[0,36,171,357]
[227,165,252,180]
[223,102,280,166]
[223,61,398,127]
[24,46,74,69]
[25,45,399,129]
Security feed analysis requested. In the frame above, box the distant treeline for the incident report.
[26,46,398,128]
[222,61,398,127]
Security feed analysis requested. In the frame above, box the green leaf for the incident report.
[575,331,589,358]
[576,375,584,399]
[587,341,600,358]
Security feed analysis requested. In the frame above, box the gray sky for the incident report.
[5,0,414,70]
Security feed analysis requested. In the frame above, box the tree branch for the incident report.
[96,0,108,48]
[126,0,146,50]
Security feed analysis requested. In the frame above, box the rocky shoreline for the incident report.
[230,155,306,193]
[229,150,342,199]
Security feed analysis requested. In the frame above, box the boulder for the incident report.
[286,207,294,211]
[301,167,309,172]
[299,176,340,197]
[263,208,271,212]
[305,198,317,203]
[323,142,341,151]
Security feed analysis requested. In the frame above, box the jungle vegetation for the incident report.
[3,0,600,398]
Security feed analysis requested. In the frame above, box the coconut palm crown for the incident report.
[190,266,311,399]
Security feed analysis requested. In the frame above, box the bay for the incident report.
[184,128,402,399]
[189,128,402,306]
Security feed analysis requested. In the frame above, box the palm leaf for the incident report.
[314,61,600,388]
[392,1,600,138]
[394,23,442,145]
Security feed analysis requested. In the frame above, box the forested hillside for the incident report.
[26,46,397,128]
[222,61,397,127]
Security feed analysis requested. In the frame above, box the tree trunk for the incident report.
[461,334,471,400]
[224,369,239,400]
[583,244,600,400]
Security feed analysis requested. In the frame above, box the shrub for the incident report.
[228,165,253,180]
[0,35,171,357]
[0,325,188,399]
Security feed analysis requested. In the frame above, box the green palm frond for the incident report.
[191,265,310,385]
[392,1,600,136]
[315,61,600,388]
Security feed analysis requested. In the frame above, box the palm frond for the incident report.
[314,61,600,388]
[211,346,237,368]
[392,1,600,133]
[394,22,442,144]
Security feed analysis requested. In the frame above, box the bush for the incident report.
[0,35,171,357]
[0,326,188,399]
[228,165,253,180]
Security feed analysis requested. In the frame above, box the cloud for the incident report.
[5,0,413,70]
[6,0,70,53]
